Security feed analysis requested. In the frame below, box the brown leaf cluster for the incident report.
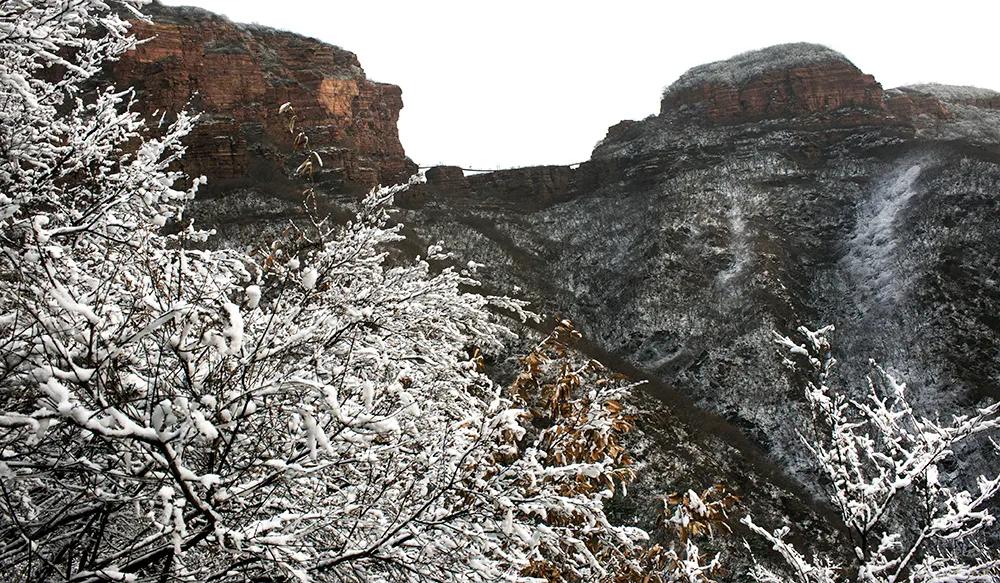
[507,321,740,582]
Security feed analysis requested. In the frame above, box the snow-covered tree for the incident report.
[744,325,1000,582]
[0,2,710,581]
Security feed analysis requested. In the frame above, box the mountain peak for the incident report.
[659,42,883,124]
[667,43,855,94]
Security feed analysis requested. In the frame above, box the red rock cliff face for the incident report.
[662,61,884,124]
[659,43,892,126]
[112,3,415,190]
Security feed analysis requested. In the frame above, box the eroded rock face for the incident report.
[659,43,888,125]
[112,3,415,191]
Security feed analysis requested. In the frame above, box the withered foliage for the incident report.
[506,320,740,582]
[511,320,636,492]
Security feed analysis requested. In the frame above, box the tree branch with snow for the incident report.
[744,325,1000,582]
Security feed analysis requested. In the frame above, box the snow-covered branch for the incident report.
[745,325,1000,582]
[0,3,687,581]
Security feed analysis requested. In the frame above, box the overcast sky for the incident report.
[162,0,1000,170]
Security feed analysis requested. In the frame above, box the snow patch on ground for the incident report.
[844,162,922,305]
[717,187,753,286]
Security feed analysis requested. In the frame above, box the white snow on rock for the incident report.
[716,187,755,287]
[664,43,855,94]
[893,84,1000,145]
[898,83,1000,104]
[844,162,923,305]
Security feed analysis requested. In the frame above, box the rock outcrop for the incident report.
[113,2,415,192]
[416,165,576,210]
[653,43,971,133]
[660,43,887,125]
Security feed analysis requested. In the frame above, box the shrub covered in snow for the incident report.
[745,326,1000,582]
[0,2,724,582]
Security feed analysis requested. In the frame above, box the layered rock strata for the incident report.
[113,2,415,191]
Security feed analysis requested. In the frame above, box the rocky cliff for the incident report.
[402,44,1000,487]
[114,2,415,192]
[660,43,888,124]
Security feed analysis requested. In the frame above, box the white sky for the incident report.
[161,0,1000,170]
